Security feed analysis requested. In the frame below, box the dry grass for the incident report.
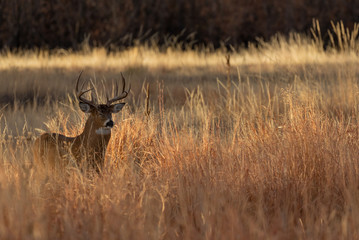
[2,34,359,239]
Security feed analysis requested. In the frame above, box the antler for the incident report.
[106,73,131,106]
[76,71,97,108]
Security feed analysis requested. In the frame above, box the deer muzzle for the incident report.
[105,120,114,128]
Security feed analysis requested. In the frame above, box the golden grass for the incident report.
[2,35,359,239]
[1,34,358,71]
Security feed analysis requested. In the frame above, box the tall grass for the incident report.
[1,33,359,239]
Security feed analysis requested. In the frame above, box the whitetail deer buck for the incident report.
[33,72,130,173]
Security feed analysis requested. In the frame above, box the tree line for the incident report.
[0,0,358,50]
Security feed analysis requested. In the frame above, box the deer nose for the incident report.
[105,120,114,128]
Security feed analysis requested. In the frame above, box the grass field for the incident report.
[2,32,359,239]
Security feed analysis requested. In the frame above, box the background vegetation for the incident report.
[1,0,359,236]
[1,25,359,238]
[1,0,359,49]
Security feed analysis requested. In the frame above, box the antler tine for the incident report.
[78,88,94,99]
[122,72,132,96]
[121,72,126,93]
[106,73,131,105]
[75,71,97,107]
[115,77,119,97]
[75,70,84,93]
[80,77,88,93]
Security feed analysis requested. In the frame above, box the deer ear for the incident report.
[111,103,126,113]
[79,102,92,113]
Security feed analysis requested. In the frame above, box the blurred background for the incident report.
[1,0,359,50]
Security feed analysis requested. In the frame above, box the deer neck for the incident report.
[79,116,112,146]
[70,116,111,168]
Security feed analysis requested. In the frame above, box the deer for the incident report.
[33,72,130,173]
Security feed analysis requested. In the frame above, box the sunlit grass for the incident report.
[1,33,358,72]
[1,32,359,239]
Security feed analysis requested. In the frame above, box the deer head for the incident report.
[76,71,131,136]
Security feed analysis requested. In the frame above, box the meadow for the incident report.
[2,28,359,239]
